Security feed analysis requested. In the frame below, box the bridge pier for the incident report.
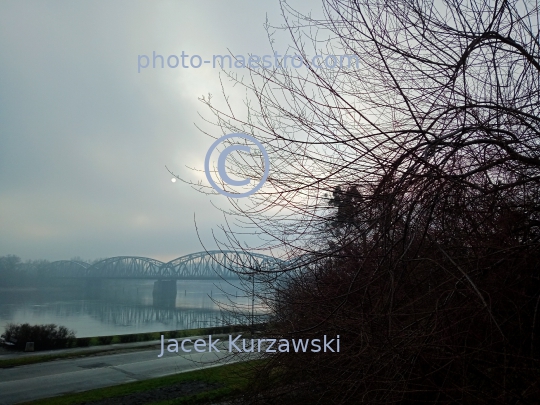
[153,280,177,307]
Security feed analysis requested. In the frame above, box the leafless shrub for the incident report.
[193,0,540,403]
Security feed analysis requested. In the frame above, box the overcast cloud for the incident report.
[0,0,316,262]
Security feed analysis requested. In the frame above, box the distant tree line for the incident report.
[0,255,43,288]
[0,255,102,288]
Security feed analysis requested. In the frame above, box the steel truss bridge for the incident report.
[44,250,283,280]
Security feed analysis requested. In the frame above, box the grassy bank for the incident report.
[19,359,262,405]
[71,324,247,347]
[0,347,129,368]
[0,324,257,369]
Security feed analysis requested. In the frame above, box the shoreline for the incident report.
[0,325,261,368]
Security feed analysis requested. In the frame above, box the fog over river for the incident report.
[0,280,262,337]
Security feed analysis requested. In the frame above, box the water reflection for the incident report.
[0,280,263,337]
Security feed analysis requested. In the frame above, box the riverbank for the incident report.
[0,324,258,368]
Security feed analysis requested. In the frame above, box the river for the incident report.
[0,279,264,337]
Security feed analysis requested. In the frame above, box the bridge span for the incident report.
[44,250,282,280]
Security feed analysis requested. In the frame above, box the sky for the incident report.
[0,0,318,262]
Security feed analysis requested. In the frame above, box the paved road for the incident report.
[0,338,248,405]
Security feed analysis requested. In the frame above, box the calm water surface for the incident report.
[0,280,262,337]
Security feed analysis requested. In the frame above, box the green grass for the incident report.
[18,360,262,405]
[72,325,248,348]
[0,345,154,368]
[0,325,251,369]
